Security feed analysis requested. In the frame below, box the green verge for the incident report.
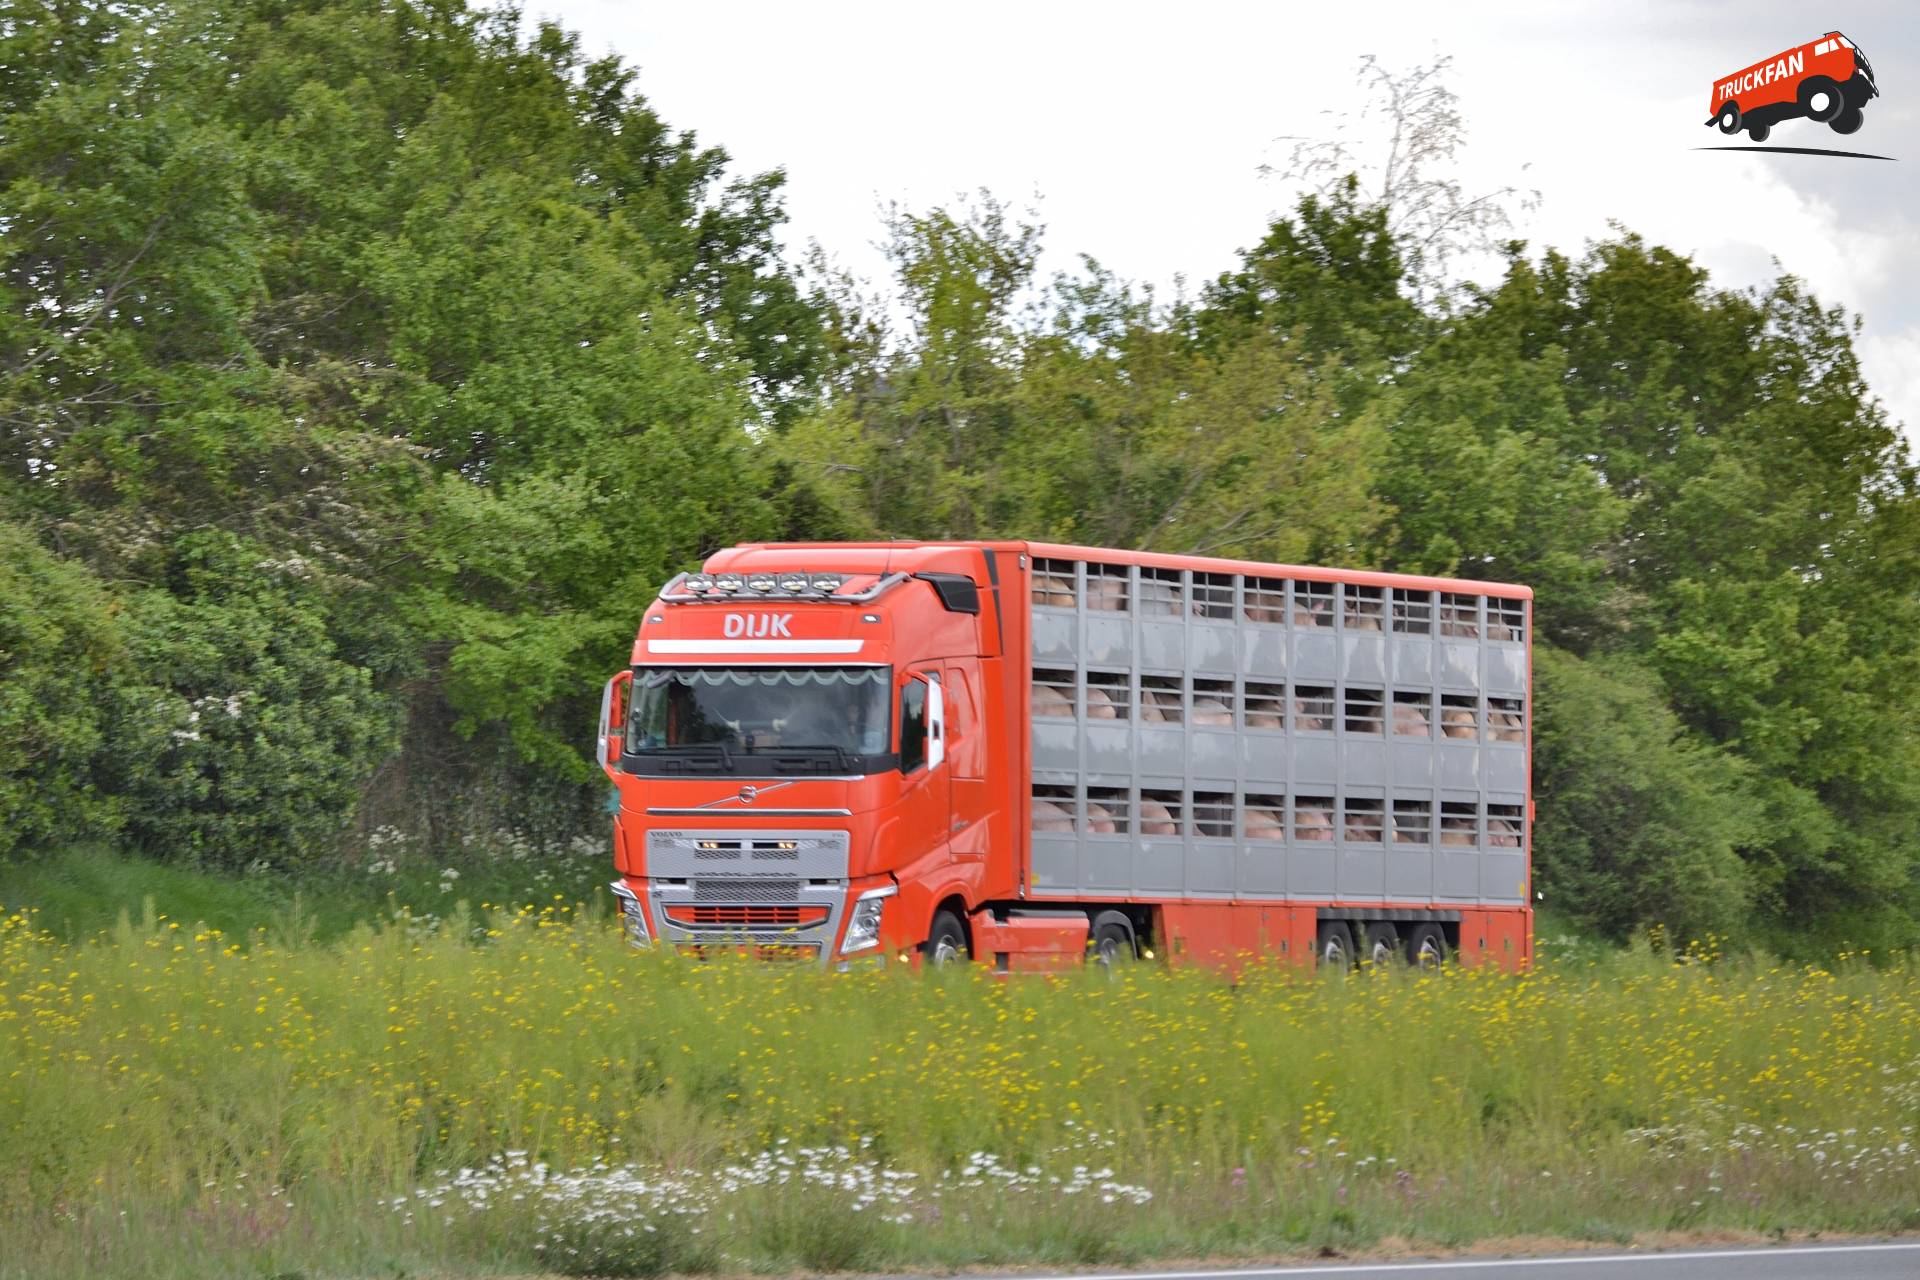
[2,902,1917,1279]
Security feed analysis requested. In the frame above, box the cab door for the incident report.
[944,662,991,861]
[895,668,951,861]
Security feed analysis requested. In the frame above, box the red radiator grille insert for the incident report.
[664,904,828,928]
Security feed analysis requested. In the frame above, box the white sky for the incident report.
[538,1,1919,440]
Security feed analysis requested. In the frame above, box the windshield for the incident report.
[625,666,892,775]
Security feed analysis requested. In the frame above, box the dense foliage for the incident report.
[2,1,1915,951]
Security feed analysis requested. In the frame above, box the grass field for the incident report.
[3,903,1918,1279]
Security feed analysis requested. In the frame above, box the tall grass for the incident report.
[3,904,1918,1278]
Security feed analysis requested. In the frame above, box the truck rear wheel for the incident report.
[1716,102,1741,135]
[923,910,969,966]
[1316,922,1353,975]
[1407,923,1449,972]
[1746,121,1771,143]
[1361,922,1401,968]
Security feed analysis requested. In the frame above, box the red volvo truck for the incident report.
[597,543,1533,973]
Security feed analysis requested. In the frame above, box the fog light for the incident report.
[684,573,714,593]
[810,573,844,593]
[778,572,810,593]
[746,573,776,593]
[714,573,744,593]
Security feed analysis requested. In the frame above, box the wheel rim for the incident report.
[1371,940,1393,968]
[1096,935,1126,968]
[932,937,960,965]
[1415,937,1443,970]
[1322,938,1349,971]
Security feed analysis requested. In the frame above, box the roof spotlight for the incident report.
[745,573,776,593]
[810,573,844,594]
[778,572,811,593]
[683,574,714,594]
[713,573,744,593]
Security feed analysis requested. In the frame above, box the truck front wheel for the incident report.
[1830,106,1864,135]
[1798,75,1843,122]
[923,910,969,966]
[1089,911,1136,969]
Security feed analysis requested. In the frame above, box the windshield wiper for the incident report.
[778,743,854,771]
[630,741,736,769]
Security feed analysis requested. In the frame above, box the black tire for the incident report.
[1406,924,1450,972]
[1715,102,1741,135]
[1088,911,1136,969]
[1830,106,1864,135]
[1746,121,1771,143]
[923,910,969,966]
[1798,75,1843,122]
[1316,922,1354,975]
[1361,922,1401,969]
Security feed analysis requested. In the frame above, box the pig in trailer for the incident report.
[597,542,1532,973]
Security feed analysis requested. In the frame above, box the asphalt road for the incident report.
[932,1243,1920,1280]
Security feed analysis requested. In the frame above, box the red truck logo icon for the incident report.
[1708,32,1879,142]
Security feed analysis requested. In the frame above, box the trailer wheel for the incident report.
[1407,924,1449,972]
[923,910,969,966]
[1715,102,1741,135]
[1316,922,1354,975]
[1746,121,1771,143]
[1830,106,1864,135]
[1798,76,1843,122]
[1361,922,1401,969]
[1088,912,1136,969]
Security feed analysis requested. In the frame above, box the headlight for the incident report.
[810,573,844,594]
[684,573,714,594]
[714,573,744,593]
[841,884,896,954]
[778,572,810,593]
[746,572,776,593]
[609,881,651,948]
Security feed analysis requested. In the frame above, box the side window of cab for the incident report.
[899,678,928,772]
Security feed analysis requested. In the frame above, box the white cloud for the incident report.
[537,0,1919,439]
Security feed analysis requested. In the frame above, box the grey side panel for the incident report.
[1030,836,1078,892]
[1024,560,1531,910]
[1288,838,1336,899]
[1487,746,1526,793]
[1033,609,1077,664]
[1188,842,1235,897]
[1486,644,1527,695]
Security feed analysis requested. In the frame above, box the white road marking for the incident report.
[992,1241,1920,1278]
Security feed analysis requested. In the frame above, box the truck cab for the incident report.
[597,543,1023,964]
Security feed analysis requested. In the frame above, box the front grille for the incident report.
[664,904,828,929]
[693,878,802,904]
